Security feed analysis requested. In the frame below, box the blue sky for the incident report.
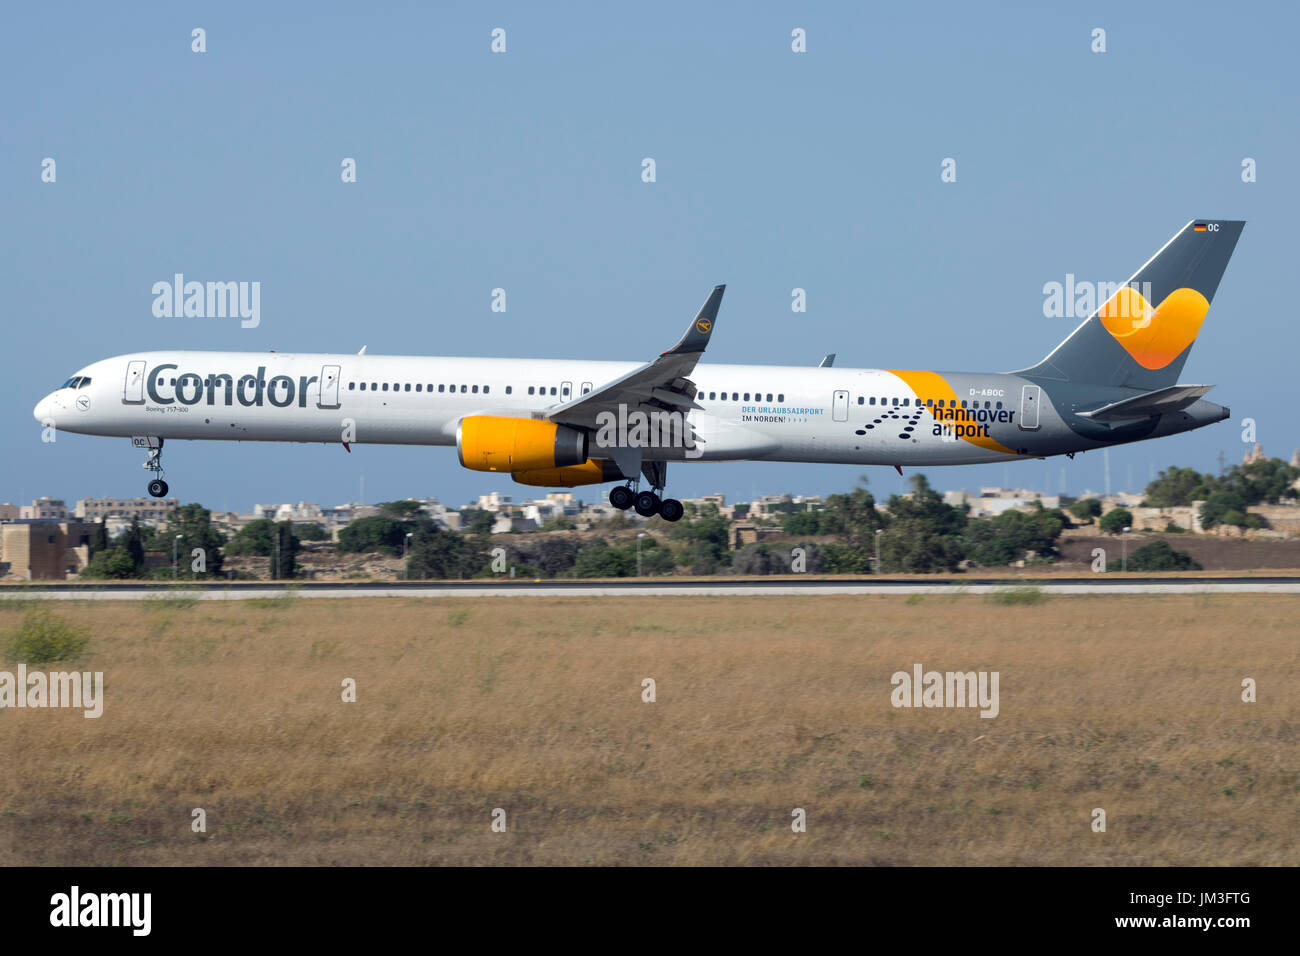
[3,1,1295,513]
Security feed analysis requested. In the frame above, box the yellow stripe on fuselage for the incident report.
[885,369,1017,455]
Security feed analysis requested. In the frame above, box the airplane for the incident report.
[33,219,1244,523]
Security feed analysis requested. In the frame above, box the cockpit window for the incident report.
[58,376,92,389]
[77,377,90,388]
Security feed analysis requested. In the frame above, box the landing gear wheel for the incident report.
[148,479,169,498]
[634,491,661,517]
[659,498,684,522]
[609,486,634,510]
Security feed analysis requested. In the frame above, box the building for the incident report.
[1,522,66,580]
[75,496,178,523]
[19,497,68,521]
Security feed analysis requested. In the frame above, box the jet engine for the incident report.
[457,416,588,473]
[511,458,624,488]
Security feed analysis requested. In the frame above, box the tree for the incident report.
[1200,490,1263,530]
[626,536,675,576]
[269,521,300,579]
[168,503,226,578]
[337,516,410,554]
[378,500,427,520]
[90,521,109,555]
[459,508,496,536]
[406,526,489,579]
[1068,498,1102,522]
[878,475,967,572]
[1126,540,1203,571]
[1142,466,1215,507]
[1098,508,1133,535]
[573,540,634,577]
[818,481,888,571]
[80,548,138,580]
[225,518,277,556]
[123,518,146,573]
[966,504,1066,566]
[294,523,330,541]
[517,536,580,577]
[1223,458,1300,506]
[731,543,775,575]
[782,510,825,536]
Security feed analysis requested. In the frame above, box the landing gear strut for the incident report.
[143,438,169,497]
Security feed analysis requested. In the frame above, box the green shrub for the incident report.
[987,586,1047,605]
[5,609,91,664]
[1126,540,1203,572]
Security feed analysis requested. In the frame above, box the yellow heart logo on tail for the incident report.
[1099,286,1209,370]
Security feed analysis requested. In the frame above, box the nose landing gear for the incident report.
[141,437,169,497]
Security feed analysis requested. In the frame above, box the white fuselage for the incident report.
[34,350,1035,467]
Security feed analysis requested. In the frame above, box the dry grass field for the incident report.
[1,593,1296,866]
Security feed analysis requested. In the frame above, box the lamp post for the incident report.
[173,534,182,580]
[403,532,413,580]
[875,528,883,572]
[637,532,646,577]
[1122,526,1131,572]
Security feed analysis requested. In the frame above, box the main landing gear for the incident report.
[608,473,684,522]
[143,437,169,498]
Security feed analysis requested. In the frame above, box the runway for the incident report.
[3,576,1300,599]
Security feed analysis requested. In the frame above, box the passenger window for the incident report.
[472,385,479,393]
[349,383,356,390]
[744,393,750,401]
[778,394,784,403]
[404,384,411,392]
[550,387,556,395]
[371,382,377,390]
[732,392,738,401]
[891,397,898,406]
[484,385,490,394]
[528,386,535,395]
[460,385,467,393]
[382,383,389,391]
[359,383,366,391]
[506,386,512,395]
[438,384,445,393]
[996,401,1003,409]
[415,384,422,392]
[766,393,772,402]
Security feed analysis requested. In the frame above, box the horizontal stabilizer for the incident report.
[1076,384,1214,421]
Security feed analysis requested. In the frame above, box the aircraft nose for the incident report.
[34,394,55,424]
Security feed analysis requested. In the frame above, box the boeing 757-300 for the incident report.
[33,219,1244,522]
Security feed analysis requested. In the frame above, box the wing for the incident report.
[1076,383,1215,421]
[546,285,725,430]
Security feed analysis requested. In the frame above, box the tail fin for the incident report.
[1018,219,1245,389]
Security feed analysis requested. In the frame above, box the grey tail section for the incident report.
[1017,220,1245,390]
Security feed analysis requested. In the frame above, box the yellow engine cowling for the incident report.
[512,458,624,488]
[457,416,589,473]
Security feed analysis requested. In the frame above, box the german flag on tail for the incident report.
[1193,223,1208,232]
